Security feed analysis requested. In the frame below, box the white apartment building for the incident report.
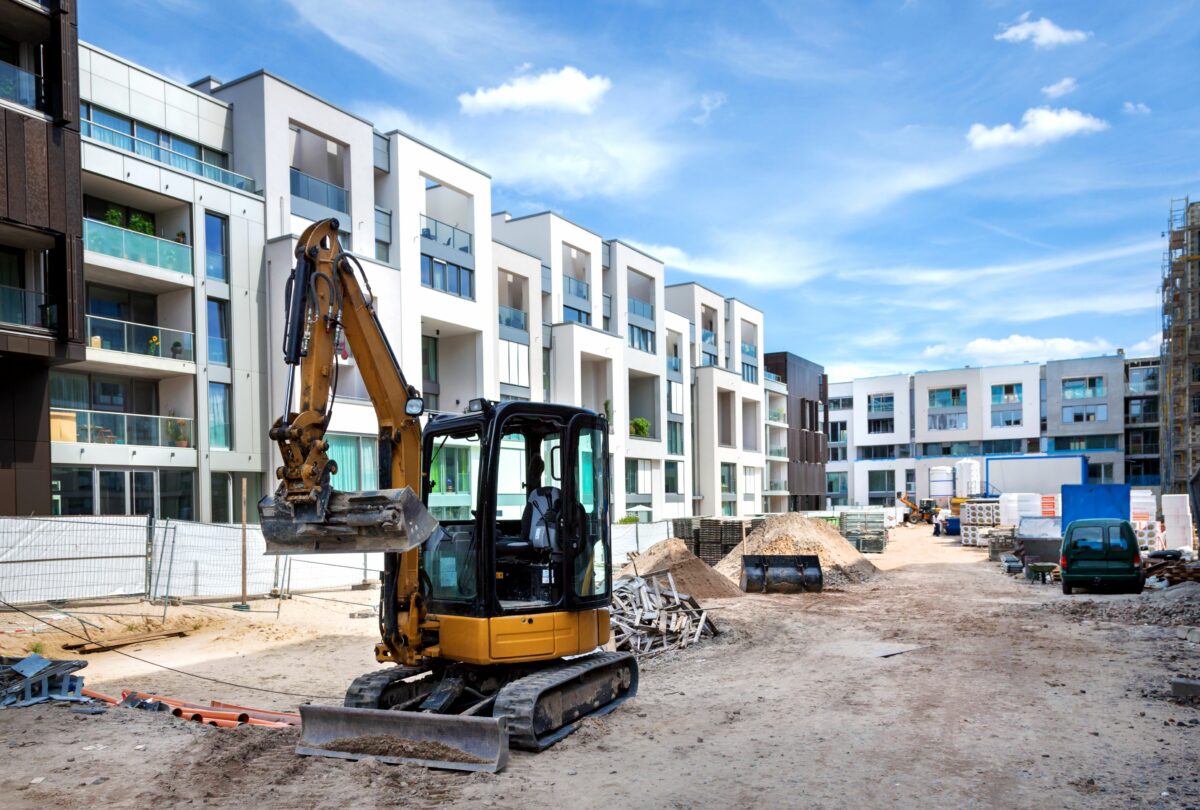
[51,43,266,522]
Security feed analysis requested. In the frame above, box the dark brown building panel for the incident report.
[765,351,828,512]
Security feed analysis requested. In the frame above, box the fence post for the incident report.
[234,478,250,610]
[144,512,155,599]
[161,526,177,624]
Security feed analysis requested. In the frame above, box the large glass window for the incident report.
[422,336,439,384]
[720,463,736,494]
[867,393,893,413]
[563,305,591,326]
[665,461,680,494]
[498,340,530,387]
[828,421,847,443]
[667,422,684,455]
[51,466,93,515]
[1062,376,1105,400]
[668,381,684,415]
[741,363,758,384]
[1128,366,1159,393]
[1062,404,1107,423]
[867,417,893,434]
[420,254,474,300]
[208,382,231,449]
[625,459,651,495]
[205,213,228,282]
[1050,434,1120,452]
[928,412,968,430]
[867,469,895,495]
[211,472,232,523]
[573,427,608,599]
[207,298,229,366]
[1087,462,1114,484]
[828,396,853,410]
[826,471,847,494]
[159,469,195,521]
[991,407,1022,427]
[628,324,655,353]
[928,387,967,408]
[327,433,380,491]
[858,445,895,460]
[991,383,1022,404]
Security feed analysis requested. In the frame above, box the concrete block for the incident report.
[1189,627,1200,644]
[1170,677,1200,698]
[1178,626,1193,639]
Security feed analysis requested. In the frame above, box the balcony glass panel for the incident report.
[562,274,590,300]
[628,296,654,319]
[419,214,473,255]
[86,314,195,361]
[768,446,788,458]
[0,60,41,110]
[667,356,682,372]
[764,370,782,383]
[769,409,787,423]
[81,120,258,193]
[0,285,47,327]
[290,167,348,214]
[741,341,757,357]
[701,329,717,348]
[498,305,527,331]
[50,408,193,447]
[83,219,193,275]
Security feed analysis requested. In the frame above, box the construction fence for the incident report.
[0,515,676,607]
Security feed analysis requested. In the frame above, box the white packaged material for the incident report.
[1130,489,1157,523]
[954,459,981,498]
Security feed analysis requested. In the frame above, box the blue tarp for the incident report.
[1061,484,1131,532]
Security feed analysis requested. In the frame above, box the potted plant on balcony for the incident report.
[128,213,155,235]
[630,417,650,438]
[165,413,188,447]
[146,334,160,356]
[174,230,187,244]
[104,207,124,227]
[170,339,183,359]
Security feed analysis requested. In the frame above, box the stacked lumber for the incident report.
[1158,561,1200,585]
[610,573,718,656]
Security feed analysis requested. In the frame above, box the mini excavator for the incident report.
[259,219,637,771]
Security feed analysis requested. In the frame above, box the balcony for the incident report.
[563,275,589,300]
[741,341,757,357]
[0,60,41,111]
[768,409,787,424]
[290,167,347,215]
[1127,474,1162,486]
[701,329,717,348]
[50,408,194,448]
[628,296,654,320]
[86,315,195,362]
[764,370,783,383]
[0,285,48,329]
[1126,413,1159,426]
[667,356,682,372]
[82,120,259,194]
[84,219,192,276]
[766,480,789,494]
[768,446,788,458]
[867,402,895,414]
[1127,381,1160,395]
[498,304,527,331]
[420,214,472,255]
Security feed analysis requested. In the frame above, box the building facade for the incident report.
[1162,198,1200,492]
[826,354,1160,507]
[764,351,828,511]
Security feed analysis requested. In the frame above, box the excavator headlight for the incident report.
[405,398,425,417]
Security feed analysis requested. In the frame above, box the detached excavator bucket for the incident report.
[739,554,824,593]
[297,705,508,773]
[259,487,439,555]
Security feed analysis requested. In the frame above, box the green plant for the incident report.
[618,515,640,524]
[630,417,650,438]
[128,212,155,236]
[175,230,187,244]
[165,413,188,444]
[104,206,124,227]
[29,641,44,655]
[603,399,612,422]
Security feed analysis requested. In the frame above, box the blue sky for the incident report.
[82,1,1200,380]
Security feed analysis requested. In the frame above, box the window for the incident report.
[1128,366,1158,393]
[743,467,757,495]
[1070,525,1105,552]
[1049,434,1120,452]
[326,433,379,490]
[1062,404,1107,423]
[867,469,895,495]
[922,441,980,457]
[991,383,1022,404]
[867,417,893,434]
[208,382,231,449]
[625,458,651,495]
[720,463,736,494]
[928,412,968,430]
[205,213,228,282]
[159,469,195,521]
[858,445,894,460]
[667,422,684,455]
[628,324,655,353]
[668,381,684,415]
[563,305,591,326]
[420,254,474,300]
[1126,397,1158,425]
[721,501,735,516]
[665,461,680,494]
[498,339,530,387]
[1062,376,1105,400]
[929,387,967,408]
[828,446,846,461]
[982,439,1023,455]
[828,421,847,443]
[867,393,893,413]
[430,446,472,496]
[741,363,758,384]
[51,466,94,515]
[422,336,438,383]
[374,208,391,263]
[1087,462,1114,484]
[701,352,718,367]
[207,299,229,366]
[210,473,232,523]
[375,241,389,262]
[826,471,847,494]
[543,347,551,400]
[991,407,1021,427]
[828,396,853,410]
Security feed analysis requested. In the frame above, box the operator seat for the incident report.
[520,455,561,552]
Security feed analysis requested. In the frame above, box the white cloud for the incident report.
[995,12,1091,48]
[1128,333,1162,356]
[922,334,1115,366]
[458,66,611,116]
[692,92,726,125]
[628,238,828,288]
[1041,77,1078,98]
[1122,101,1151,115]
[967,107,1108,150]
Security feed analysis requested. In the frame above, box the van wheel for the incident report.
[1130,580,1144,595]
[1061,581,1073,595]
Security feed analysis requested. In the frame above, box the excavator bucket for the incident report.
[259,487,439,555]
[739,554,823,594]
[297,705,508,773]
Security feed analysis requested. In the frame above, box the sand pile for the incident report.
[715,514,878,588]
[618,538,743,599]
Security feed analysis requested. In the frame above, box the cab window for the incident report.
[422,427,481,602]
[1107,525,1131,552]
[573,426,609,599]
[1070,526,1104,552]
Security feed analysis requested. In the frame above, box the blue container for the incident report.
[1061,484,1130,534]
[946,517,961,536]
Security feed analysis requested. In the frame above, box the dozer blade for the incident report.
[259,487,439,555]
[297,704,508,773]
[739,554,824,593]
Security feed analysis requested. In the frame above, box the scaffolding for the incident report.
[1161,197,1200,492]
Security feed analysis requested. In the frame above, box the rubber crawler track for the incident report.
[492,651,638,751]
[343,666,427,708]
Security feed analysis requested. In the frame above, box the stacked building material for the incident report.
[960,500,1000,546]
[1130,490,1157,523]
[839,510,888,553]
[1,654,87,707]
[1162,494,1194,551]
[696,519,727,564]
[610,573,719,655]
[999,493,1041,526]
[986,526,1017,561]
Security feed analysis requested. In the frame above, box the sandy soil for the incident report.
[2,525,1198,809]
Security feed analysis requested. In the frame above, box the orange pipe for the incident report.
[204,718,242,728]
[82,688,120,704]
[172,708,250,724]
[211,701,302,720]
[245,718,291,728]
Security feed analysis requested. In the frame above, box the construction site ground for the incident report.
[2,523,1197,809]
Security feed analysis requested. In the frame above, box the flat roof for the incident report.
[491,238,543,262]
[81,41,232,109]
[498,210,604,240]
[604,238,663,265]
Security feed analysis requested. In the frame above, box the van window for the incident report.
[1107,526,1131,552]
[1071,526,1104,552]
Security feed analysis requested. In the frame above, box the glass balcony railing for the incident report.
[81,120,258,194]
[701,329,717,348]
[84,219,193,275]
[290,167,348,214]
[741,341,757,357]
[768,447,788,458]
[0,284,48,328]
[1127,381,1160,394]
[0,60,42,111]
[667,356,682,372]
[208,335,229,366]
[419,214,473,255]
[1128,445,1160,456]
[50,408,194,448]
[86,314,195,362]
[769,409,787,423]
[563,275,590,300]
[767,480,789,493]
[1127,474,1162,486]
[764,370,783,383]
[498,304,527,331]
[628,296,654,320]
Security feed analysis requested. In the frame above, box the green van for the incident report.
[1059,518,1144,595]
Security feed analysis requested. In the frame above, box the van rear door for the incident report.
[1067,525,1106,576]
[1104,524,1137,574]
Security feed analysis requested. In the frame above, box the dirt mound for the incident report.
[618,538,743,599]
[1051,581,1200,626]
[714,514,878,589]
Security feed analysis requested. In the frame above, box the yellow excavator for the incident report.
[896,492,937,524]
[258,219,637,771]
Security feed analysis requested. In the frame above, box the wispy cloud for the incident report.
[995,12,1091,49]
[458,67,611,116]
[1041,77,1078,98]
[1122,100,1152,115]
[922,335,1115,366]
[628,237,829,288]
[967,107,1108,150]
[691,92,726,125]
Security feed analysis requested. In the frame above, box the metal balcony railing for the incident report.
[82,120,258,193]
[84,219,193,275]
[86,314,195,362]
[0,284,47,328]
[50,408,194,448]
[420,214,473,255]
[208,335,229,366]
[291,167,348,214]
[498,305,527,331]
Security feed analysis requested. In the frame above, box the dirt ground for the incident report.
[2,524,1198,809]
